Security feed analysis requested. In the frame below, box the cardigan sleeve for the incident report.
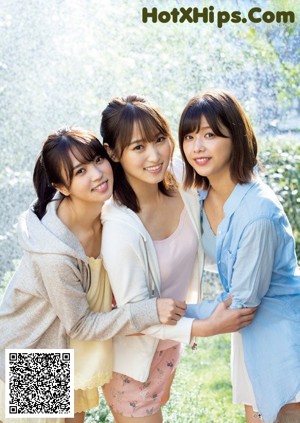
[34,255,160,340]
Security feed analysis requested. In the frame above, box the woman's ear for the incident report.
[104,143,119,162]
[52,183,70,197]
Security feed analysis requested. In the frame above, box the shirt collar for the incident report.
[198,179,259,217]
[223,181,257,217]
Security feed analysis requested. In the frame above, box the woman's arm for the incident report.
[102,219,196,343]
[190,297,257,337]
[185,297,223,319]
[102,218,188,320]
[36,255,179,341]
[186,218,278,320]
[102,218,256,343]
[143,296,256,342]
[101,221,153,304]
[226,218,277,309]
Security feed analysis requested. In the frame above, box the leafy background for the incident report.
[1,0,299,288]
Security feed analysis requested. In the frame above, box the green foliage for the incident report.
[1,0,300,281]
[259,138,300,261]
[85,397,113,423]
[162,336,245,423]
[240,0,300,109]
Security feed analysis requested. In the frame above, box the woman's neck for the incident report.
[139,186,165,210]
[204,174,237,234]
[60,198,102,228]
[127,177,163,210]
[57,198,103,258]
[208,174,237,204]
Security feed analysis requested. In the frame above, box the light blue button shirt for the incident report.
[186,179,300,423]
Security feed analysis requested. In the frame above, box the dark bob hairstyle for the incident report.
[178,90,258,190]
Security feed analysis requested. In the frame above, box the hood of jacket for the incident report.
[18,193,87,263]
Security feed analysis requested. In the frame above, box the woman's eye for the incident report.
[184,134,193,141]
[75,167,85,175]
[95,156,104,163]
[133,145,144,151]
[156,136,166,143]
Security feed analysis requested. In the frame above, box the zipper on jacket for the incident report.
[143,238,157,298]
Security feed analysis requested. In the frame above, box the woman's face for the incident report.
[60,151,114,205]
[182,115,233,183]
[118,121,172,190]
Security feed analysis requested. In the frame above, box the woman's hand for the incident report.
[156,298,186,325]
[191,296,257,337]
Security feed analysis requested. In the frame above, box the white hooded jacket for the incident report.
[101,188,204,382]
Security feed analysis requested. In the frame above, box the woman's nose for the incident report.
[148,143,160,161]
[91,163,103,179]
[193,135,205,152]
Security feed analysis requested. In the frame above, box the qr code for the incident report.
[5,349,74,418]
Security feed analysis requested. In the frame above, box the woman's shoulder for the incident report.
[101,199,150,244]
[245,179,283,213]
[232,179,285,225]
[102,198,138,226]
[17,201,87,267]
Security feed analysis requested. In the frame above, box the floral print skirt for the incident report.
[102,344,181,417]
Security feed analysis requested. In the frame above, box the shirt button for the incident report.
[218,230,222,235]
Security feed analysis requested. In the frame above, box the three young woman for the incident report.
[180,90,300,423]
[99,95,256,423]
[2,90,294,423]
[0,128,186,423]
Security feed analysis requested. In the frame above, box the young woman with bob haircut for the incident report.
[179,89,300,423]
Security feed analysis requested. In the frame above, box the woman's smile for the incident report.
[91,180,109,193]
[143,163,164,174]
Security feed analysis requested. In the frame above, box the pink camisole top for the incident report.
[153,207,198,350]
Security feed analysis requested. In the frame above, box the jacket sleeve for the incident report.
[34,255,160,340]
[185,298,221,319]
[141,318,193,344]
[227,218,278,309]
[102,219,194,344]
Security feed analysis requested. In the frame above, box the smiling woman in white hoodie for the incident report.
[0,128,185,423]
[100,95,256,423]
